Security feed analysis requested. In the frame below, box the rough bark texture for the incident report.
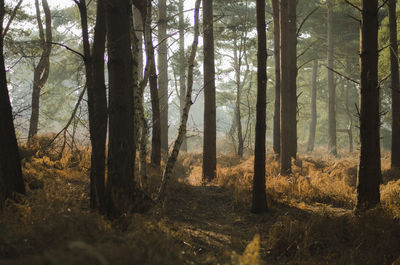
[280,0,297,175]
[327,0,337,156]
[356,0,381,210]
[307,60,318,152]
[0,0,25,209]
[132,6,147,186]
[158,0,169,152]
[202,0,217,182]
[271,0,281,156]
[157,0,201,203]
[28,0,52,144]
[179,0,187,151]
[389,0,400,169]
[251,0,268,213]
[105,0,137,217]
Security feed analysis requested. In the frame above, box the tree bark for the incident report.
[28,0,52,144]
[356,0,381,210]
[179,0,187,151]
[307,60,318,152]
[271,0,280,156]
[202,0,217,182]
[389,0,400,169]
[327,0,337,156]
[75,0,108,212]
[280,0,297,175]
[251,0,268,213]
[0,0,25,210]
[105,0,137,217]
[144,0,161,166]
[233,38,244,158]
[132,6,147,186]
[157,0,201,202]
[158,0,169,152]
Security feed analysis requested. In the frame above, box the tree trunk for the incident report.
[356,0,380,210]
[389,0,400,169]
[344,73,353,153]
[233,39,244,158]
[271,0,280,156]
[143,0,161,166]
[28,0,52,144]
[327,0,337,156]
[0,0,25,209]
[105,0,137,217]
[158,0,169,152]
[75,0,108,212]
[91,0,107,212]
[157,0,201,202]
[179,0,187,151]
[132,6,147,186]
[252,0,268,213]
[202,0,217,182]
[280,0,297,175]
[307,60,318,152]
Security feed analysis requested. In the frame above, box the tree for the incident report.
[251,0,268,213]
[307,59,318,152]
[178,0,187,151]
[389,0,400,169]
[158,0,169,152]
[0,0,25,209]
[28,0,52,144]
[280,0,297,175]
[327,0,337,156]
[157,0,201,202]
[202,0,217,182]
[356,0,381,210]
[74,0,108,212]
[271,0,280,156]
[144,0,162,166]
[105,0,137,217]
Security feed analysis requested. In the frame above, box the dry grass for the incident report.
[2,139,400,264]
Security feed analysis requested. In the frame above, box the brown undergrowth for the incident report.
[1,139,400,264]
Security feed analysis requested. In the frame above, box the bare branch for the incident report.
[297,7,320,36]
[3,0,23,38]
[344,0,362,12]
[47,41,85,60]
[326,65,360,85]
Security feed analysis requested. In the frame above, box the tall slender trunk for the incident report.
[92,0,108,212]
[158,0,169,152]
[0,0,25,209]
[233,39,244,157]
[179,0,187,151]
[307,60,318,152]
[356,0,380,210]
[144,0,161,166]
[132,6,147,185]
[327,0,337,156]
[105,0,137,217]
[344,80,353,153]
[75,0,108,212]
[280,0,297,175]
[157,0,201,202]
[28,0,52,144]
[202,0,217,182]
[252,0,268,213]
[271,0,280,156]
[389,0,400,168]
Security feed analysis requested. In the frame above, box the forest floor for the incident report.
[1,137,400,264]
